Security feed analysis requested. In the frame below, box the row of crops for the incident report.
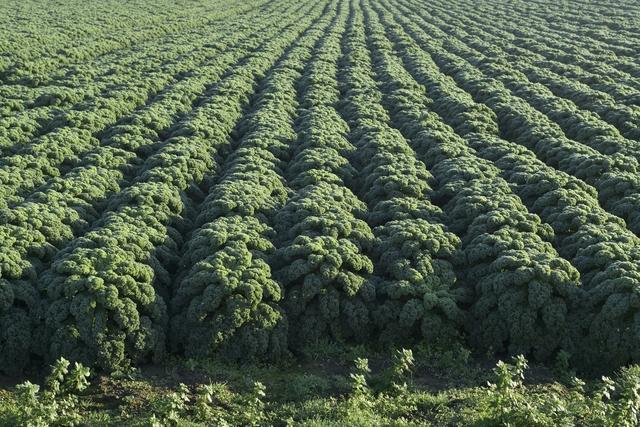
[0,0,639,375]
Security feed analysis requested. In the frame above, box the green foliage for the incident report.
[386,348,415,393]
[9,358,90,427]
[612,366,640,427]
[171,216,287,362]
[2,0,640,383]
[350,358,372,397]
[486,355,533,425]
[4,349,640,426]
[149,383,190,426]
[275,183,376,345]
[146,380,268,427]
[553,350,575,384]
[477,355,640,426]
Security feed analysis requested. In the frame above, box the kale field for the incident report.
[1,0,640,423]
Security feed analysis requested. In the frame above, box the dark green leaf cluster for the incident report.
[172,216,287,361]
[276,183,375,344]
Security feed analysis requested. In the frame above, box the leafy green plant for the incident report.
[553,350,575,384]
[611,365,640,427]
[289,374,333,401]
[350,358,372,398]
[191,382,236,425]
[231,381,268,427]
[380,348,415,394]
[485,355,536,426]
[149,383,190,425]
[12,358,90,427]
[413,340,474,381]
